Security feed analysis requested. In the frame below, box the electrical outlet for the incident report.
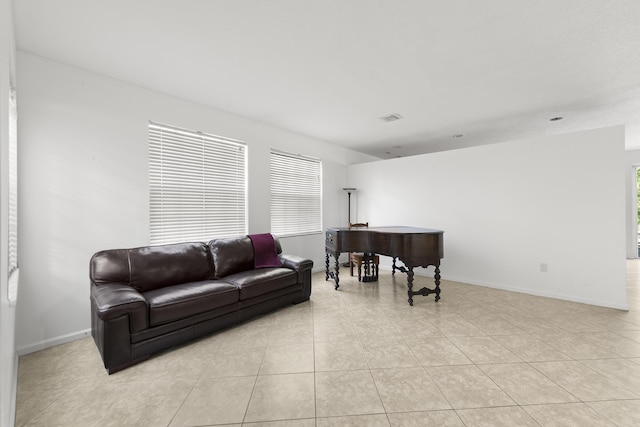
[540,263,548,272]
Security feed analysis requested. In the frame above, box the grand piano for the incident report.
[325,226,444,305]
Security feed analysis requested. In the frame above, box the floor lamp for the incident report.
[342,188,356,267]
[342,187,356,225]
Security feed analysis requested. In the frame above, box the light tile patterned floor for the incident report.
[15,261,640,426]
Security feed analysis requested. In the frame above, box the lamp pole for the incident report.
[342,187,356,225]
[342,188,356,267]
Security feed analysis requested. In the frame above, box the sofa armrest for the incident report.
[278,254,313,273]
[279,254,313,301]
[91,283,148,331]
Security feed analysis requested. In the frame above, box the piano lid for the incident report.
[327,226,443,234]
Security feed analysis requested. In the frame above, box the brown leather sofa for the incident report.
[90,236,313,374]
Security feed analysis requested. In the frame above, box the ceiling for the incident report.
[13,0,640,159]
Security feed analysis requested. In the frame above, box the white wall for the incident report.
[349,126,628,310]
[16,52,377,354]
[0,0,17,424]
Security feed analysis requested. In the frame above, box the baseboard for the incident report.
[443,274,629,311]
[319,263,629,311]
[17,328,92,356]
[377,264,629,311]
[9,353,17,427]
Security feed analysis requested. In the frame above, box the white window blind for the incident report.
[270,150,322,236]
[7,86,18,304]
[149,121,247,245]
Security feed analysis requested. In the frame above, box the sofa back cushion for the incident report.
[91,249,130,285]
[209,236,284,278]
[209,237,254,278]
[129,242,213,292]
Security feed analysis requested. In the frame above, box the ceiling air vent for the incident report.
[380,113,403,122]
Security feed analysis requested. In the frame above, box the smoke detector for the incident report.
[380,113,403,122]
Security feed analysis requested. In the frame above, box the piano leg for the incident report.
[325,250,341,290]
[325,252,330,281]
[392,257,409,275]
[406,264,442,305]
[407,268,415,306]
[434,265,441,302]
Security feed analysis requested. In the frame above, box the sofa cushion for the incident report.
[144,280,238,326]
[223,268,297,301]
[209,236,285,278]
[209,237,255,278]
[91,249,130,285]
[129,242,213,292]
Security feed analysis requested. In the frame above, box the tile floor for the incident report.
[15,262,640,426]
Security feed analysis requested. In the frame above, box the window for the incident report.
[7,85,18,303]
[270,150,322,236]
[149,121,247,245]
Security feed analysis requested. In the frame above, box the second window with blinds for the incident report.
[270,150,322,237]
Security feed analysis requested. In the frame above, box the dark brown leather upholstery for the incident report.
[91,282,148,331]
[209,236,256,278]
[90,236,312,374]
[144,280,238,326]
[223,268,297,300]
[91,249,130,285]
[129,242,213,292]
